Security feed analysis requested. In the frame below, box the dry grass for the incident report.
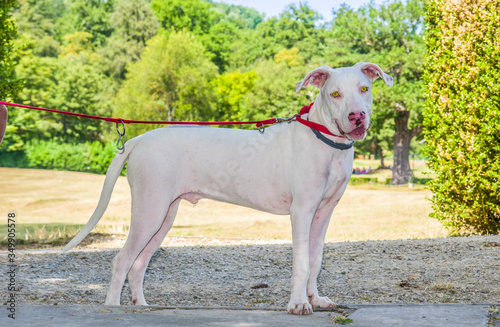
[0,167,447,246]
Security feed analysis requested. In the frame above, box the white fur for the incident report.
[63,63,392,315]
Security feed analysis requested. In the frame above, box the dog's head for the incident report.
[296,63,393,141]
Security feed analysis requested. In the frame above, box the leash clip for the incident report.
[275,114,300,124]
[116,120,126,152]
[256,122,265,134]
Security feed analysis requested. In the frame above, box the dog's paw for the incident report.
[287,300,313,315]
[309,295,334,308]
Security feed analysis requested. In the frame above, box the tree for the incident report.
[251,3,322,60]
[151,0,218,35]
[240,58,312,123]
[10,53,114,146]
[99,0,159,80]
[0,0,24,101]
[61,0,114,46]
[151,0,249,72]
[60,31,94,56]
[212,71,257,121]
[329,0,425,184]
[113,30,218,137]
[199,21,241,72]
[12,0,66,58]
[211,2,263,29]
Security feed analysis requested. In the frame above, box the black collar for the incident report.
[309,127,355,150]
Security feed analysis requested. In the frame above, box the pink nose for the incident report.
[348,111,366,126]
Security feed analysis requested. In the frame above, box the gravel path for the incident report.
[5,235,500,308]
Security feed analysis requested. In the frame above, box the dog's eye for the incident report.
[361,86,369,92]
[332,91,340,98]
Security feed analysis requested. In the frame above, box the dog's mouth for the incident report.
[335,121,368,141]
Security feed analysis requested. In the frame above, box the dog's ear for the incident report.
[296,66,332,93]
[355,62,393,87]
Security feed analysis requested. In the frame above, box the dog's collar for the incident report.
[297,103,355,150]
[309,127,355,150]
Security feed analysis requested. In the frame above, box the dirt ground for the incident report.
[8,235,500,308]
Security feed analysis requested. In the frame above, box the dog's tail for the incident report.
[61,137,139,253]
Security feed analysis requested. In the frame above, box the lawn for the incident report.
[0,167,447,246]
[352,158,433,183]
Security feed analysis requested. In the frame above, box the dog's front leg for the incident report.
[287,203,317,315]
[307,205,336,309]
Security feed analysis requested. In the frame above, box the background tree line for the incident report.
[0,0,424,184]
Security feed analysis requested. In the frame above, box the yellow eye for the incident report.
[361,86,369,92]
[332,91,340,98]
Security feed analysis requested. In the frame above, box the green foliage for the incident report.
[274,47,304,67]
[61,0,114,46]
[199,20,241,72]
[24,140,122,175]
[0,0,24,101]
[334,315,353,325]
[151,0,217,35]
[0,151,28,168]
[12,0,66,57]
[6,52,115,149]
[239,59,312,122]
[423,0,500,235]
[211,2,263,29]
[213,71,257,121]
[99,0,159,80]
[0,139,122,175]
[113,30,218,138]
[252,4,323,60]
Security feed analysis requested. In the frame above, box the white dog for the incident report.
[63,62,393,315]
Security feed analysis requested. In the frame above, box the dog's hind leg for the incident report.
[104,187,175,306]
[127,198,181,305]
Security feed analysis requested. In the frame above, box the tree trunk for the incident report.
[392,106,422,185]
[376,144,385,168]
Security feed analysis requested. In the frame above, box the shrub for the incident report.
[423,0,500,235]
[0,151,29,168]
[23,140,124,175]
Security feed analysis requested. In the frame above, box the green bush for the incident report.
[410,177,432,185]
[0,151,29,168]
[423,0,500,235]
[21,140,123,175]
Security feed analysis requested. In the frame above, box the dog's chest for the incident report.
[317,154,353,207]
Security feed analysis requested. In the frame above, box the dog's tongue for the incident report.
[350,127,366,136]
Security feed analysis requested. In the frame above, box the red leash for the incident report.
[0,101,345,150]
[0,101,277,128]
[296,103,345,138]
